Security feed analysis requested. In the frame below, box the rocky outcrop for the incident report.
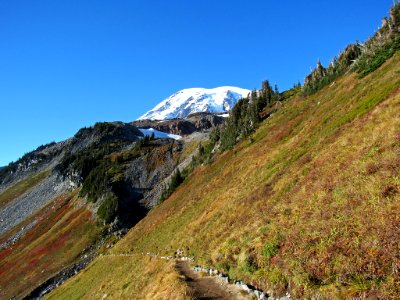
[0,142,64,191]
[115,139,185,225]
[133,119,197,135]
[187,112,226,130]
[69,122,143,155]
[132,112,225,136]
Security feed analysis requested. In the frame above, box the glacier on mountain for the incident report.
[139,86,250,120]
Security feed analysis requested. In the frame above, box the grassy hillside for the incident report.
[45,254,190,300]
[0,191,100,299]
[47,52,400,299]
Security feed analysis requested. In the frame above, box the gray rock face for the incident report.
[132,140,184,204]
[0,173,68,235]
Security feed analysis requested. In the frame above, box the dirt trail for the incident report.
[175,260,249,300]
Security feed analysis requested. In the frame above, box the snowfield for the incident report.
[139,128,182,140]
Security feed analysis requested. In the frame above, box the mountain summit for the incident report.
[139,86,250,120]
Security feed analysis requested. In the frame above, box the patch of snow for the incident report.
[139,128,182,140]
[138,86,250,120]
[218,113,230,118]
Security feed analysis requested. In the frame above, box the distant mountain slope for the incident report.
[139,86,250,120]
[0,120,214,298]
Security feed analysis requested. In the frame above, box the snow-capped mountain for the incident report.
[139,86,250,120]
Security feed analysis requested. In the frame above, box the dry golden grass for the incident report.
[49,53,400,299]
[46,255,192,300]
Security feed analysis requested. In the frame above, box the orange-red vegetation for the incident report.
[0,192,100,299]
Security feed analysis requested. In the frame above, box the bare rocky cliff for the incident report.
[132,112,225,136]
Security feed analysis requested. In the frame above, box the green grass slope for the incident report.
[47,53,400,299]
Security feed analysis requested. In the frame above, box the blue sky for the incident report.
[0,0,394,166]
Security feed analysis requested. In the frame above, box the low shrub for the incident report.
[262,241,280,259]
[159,169,184,203]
